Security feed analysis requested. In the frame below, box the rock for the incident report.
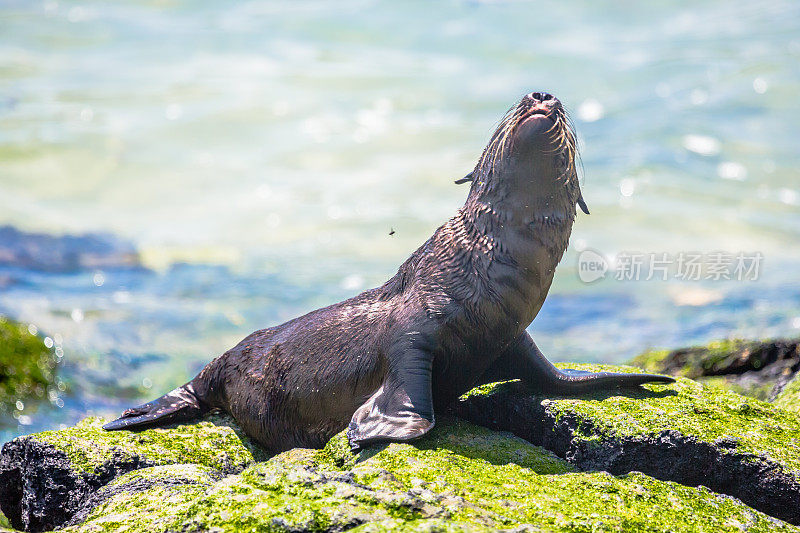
[630,338,800,400]
[0,415,268,531]
[0,317,58,419]
[452,363,800,526]
[3,416,796,532]
[775,374,800,414]
[0,225,142,273]
[1,369,800,531]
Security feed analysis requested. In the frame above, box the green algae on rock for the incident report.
[554,364,800,471]
[0,414,268,531]
[53,419,799,533]
[334,417,575,477]
[62,464,220,532]
[775,373,800,414]
[0,316,58,417]
[453,363,800,526]
[3,369,800,531]
[30,415,267,475]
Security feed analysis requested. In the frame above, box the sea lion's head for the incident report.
[460,92,588,214]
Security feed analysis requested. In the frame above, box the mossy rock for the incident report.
[3,369,800,531]
[775,374,800,414]
[0,414,268,531]
[37,419,799,533]
[453,363,800,525]
[0,317,58,417]
[630,338,800,400]
[27,416,267,475]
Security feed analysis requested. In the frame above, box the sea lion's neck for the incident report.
[463,169,577,241]
[452,170,577,331]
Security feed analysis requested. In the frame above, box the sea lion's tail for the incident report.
[544,368,675,393]
[102,382,207,431]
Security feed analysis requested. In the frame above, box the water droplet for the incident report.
[682,134,720,156]
[341,274,364,291]
[753,77,768,94]
[71,308,84,322]
[619,178,635,197]
[15,400,24,411]
[80,108,94,122]
[576,99,604,122]
[778,188,798,206]
[44,337,54,349]
[717,162,747,181]
[28,324,38,335]
[142,378,153,389]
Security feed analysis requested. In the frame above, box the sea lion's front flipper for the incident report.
[347,348,435,452]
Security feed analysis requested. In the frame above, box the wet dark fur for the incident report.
[104,92,674,452]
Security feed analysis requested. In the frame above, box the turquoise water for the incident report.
[1,0,799,440]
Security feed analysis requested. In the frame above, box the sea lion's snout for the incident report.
[513,92,562,144]
[469,91,577,191]
[521,91,560,120]
[523,91,558,107]
[522,92,560,114]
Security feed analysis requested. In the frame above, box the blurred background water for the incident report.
[1,0,799,442]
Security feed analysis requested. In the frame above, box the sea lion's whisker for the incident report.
[486,107,525,173]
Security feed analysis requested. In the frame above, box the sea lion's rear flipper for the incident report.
[103,382,206,431]
[484,333,674,393]
[347,348,435,452]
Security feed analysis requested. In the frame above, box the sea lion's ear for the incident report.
[454,171,474,185]
[347,348,435,452]
[577,194,590,215]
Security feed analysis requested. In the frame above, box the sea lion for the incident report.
[104,91,674,452]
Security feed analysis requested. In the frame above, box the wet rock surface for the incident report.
[0,226,142,273]
[0,366,799,532]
